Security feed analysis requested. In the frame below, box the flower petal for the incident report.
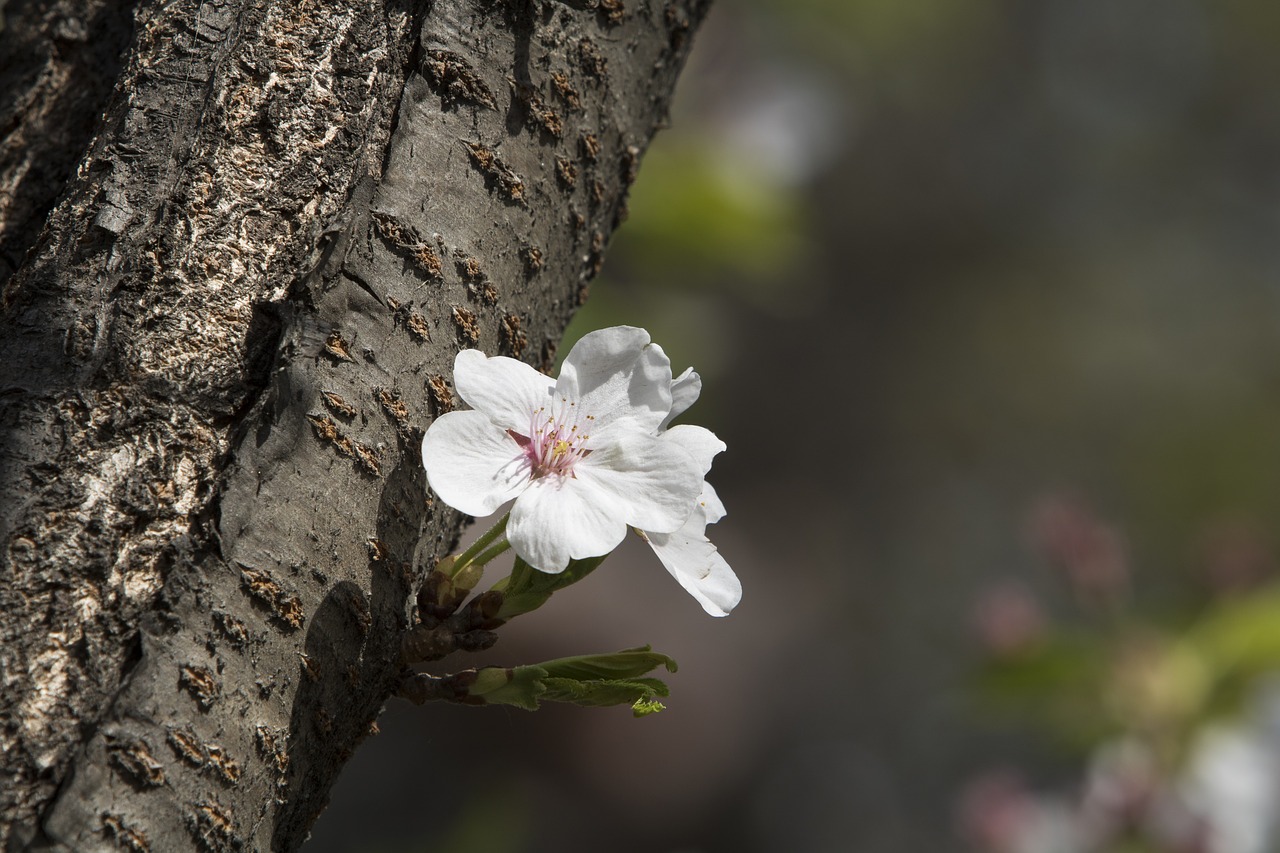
[508,475,630,572]
[453,349,555,434]
[662,366,702,428]
[660,424,725,477]
[645,507,741,616]
[421,410,529,515]
[699,481,727,525]
[557,326,672,440]
[576,430,702,534]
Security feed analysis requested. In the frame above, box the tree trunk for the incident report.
[0,1,708,849]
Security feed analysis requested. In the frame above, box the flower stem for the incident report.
[450,513,510,577]
[491,554,610,622]
[469,538,511,569]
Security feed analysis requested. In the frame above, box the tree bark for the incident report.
[0,1,708,849]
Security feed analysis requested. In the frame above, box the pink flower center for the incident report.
[515,399,594,479]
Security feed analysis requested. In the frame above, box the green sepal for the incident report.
[493,556,607,622]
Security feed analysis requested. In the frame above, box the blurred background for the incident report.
[309,1,1280,851]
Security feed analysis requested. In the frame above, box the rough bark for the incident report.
[0,0,709,849]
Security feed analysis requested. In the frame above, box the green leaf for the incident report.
[537,645,678,681]
[467,647,678,714]
[975,635,1104,702]
[972,634,1116,749]
[1188,586,1280,679]
[618,141,806,284]
[540,677,671,708]
[631,698,667,717]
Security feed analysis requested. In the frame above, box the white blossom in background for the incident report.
[421,326,702,573]
[1179,678,1280,853]
[637,366,741,617]
[964,685,1280,853]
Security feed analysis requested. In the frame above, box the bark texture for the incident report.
[0,0,709,849]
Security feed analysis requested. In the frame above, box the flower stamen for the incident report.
[522,400,592,479]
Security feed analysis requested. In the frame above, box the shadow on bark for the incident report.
[274,447,433,849]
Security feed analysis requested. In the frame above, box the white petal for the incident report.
[576,430,702,534]
[453,349,555,434]
[660,425,725,477]
[557,326,672,439]
[421,411,529,515]
[508,475,629,572]
[662,366,702,428]
[699,481,727,525]
[646,508,741,616]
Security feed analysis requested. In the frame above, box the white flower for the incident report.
[1178,680,1280,853]
[421,327,703,572]
[638,367,742,617]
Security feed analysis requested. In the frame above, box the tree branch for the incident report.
[0,0,710,849]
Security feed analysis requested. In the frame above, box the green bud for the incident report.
[469,665,548,711]
[421,555,487,620]
[452,558,485,595]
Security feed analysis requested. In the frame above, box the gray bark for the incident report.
[0,1,708,850]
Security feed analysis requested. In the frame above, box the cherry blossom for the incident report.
[637,367,742,617]
[421,327,703,573]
